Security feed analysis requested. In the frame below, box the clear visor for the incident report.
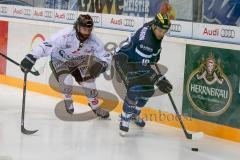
[155,26,168,34]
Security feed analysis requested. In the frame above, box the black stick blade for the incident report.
[21,127,38,135]
[186,133,192,139]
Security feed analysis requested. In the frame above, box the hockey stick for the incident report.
[0,52,39,134]
[0,52,40,76]
[154,64,204,140]
[167,93,204,140]
[21,72,38,135]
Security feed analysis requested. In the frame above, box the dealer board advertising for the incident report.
[182,44,240,129]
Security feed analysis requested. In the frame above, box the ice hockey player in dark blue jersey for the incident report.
[114,13,173,135]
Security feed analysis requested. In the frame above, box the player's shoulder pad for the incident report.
[51,27,74,41]
[89,33,104,48]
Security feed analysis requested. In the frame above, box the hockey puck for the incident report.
[191,148,199,152]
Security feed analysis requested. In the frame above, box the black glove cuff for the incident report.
[25,54,37,64]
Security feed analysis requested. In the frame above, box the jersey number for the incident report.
[142,59,150,65]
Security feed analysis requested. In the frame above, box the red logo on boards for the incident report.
[34,10,43,17]
[110,18,122,25]
[55,13,65,19]
[203,28,219,36]
[13,8,23,15]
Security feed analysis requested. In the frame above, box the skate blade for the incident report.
[119,130,127,137]
[97,116,111,120]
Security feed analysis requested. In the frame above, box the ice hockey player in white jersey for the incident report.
[20,14,112,118]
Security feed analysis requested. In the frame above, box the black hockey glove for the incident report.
[156,76,173,93]
[20,54,37,73]
[89,61,108,78]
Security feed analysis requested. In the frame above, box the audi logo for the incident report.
[91,16,100,23]
[0,7,7,14]
[66,13,75,20]
[24,9,31,16]
[170,24,182,32]
[44,11,53,18]
[123,19,135,27]
[220,29,235,38]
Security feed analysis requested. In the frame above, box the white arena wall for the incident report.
[1,17,240,142]
[2,17,240,114]
[2,17,185,114]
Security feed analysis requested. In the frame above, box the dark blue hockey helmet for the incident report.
[153,13,171,30]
